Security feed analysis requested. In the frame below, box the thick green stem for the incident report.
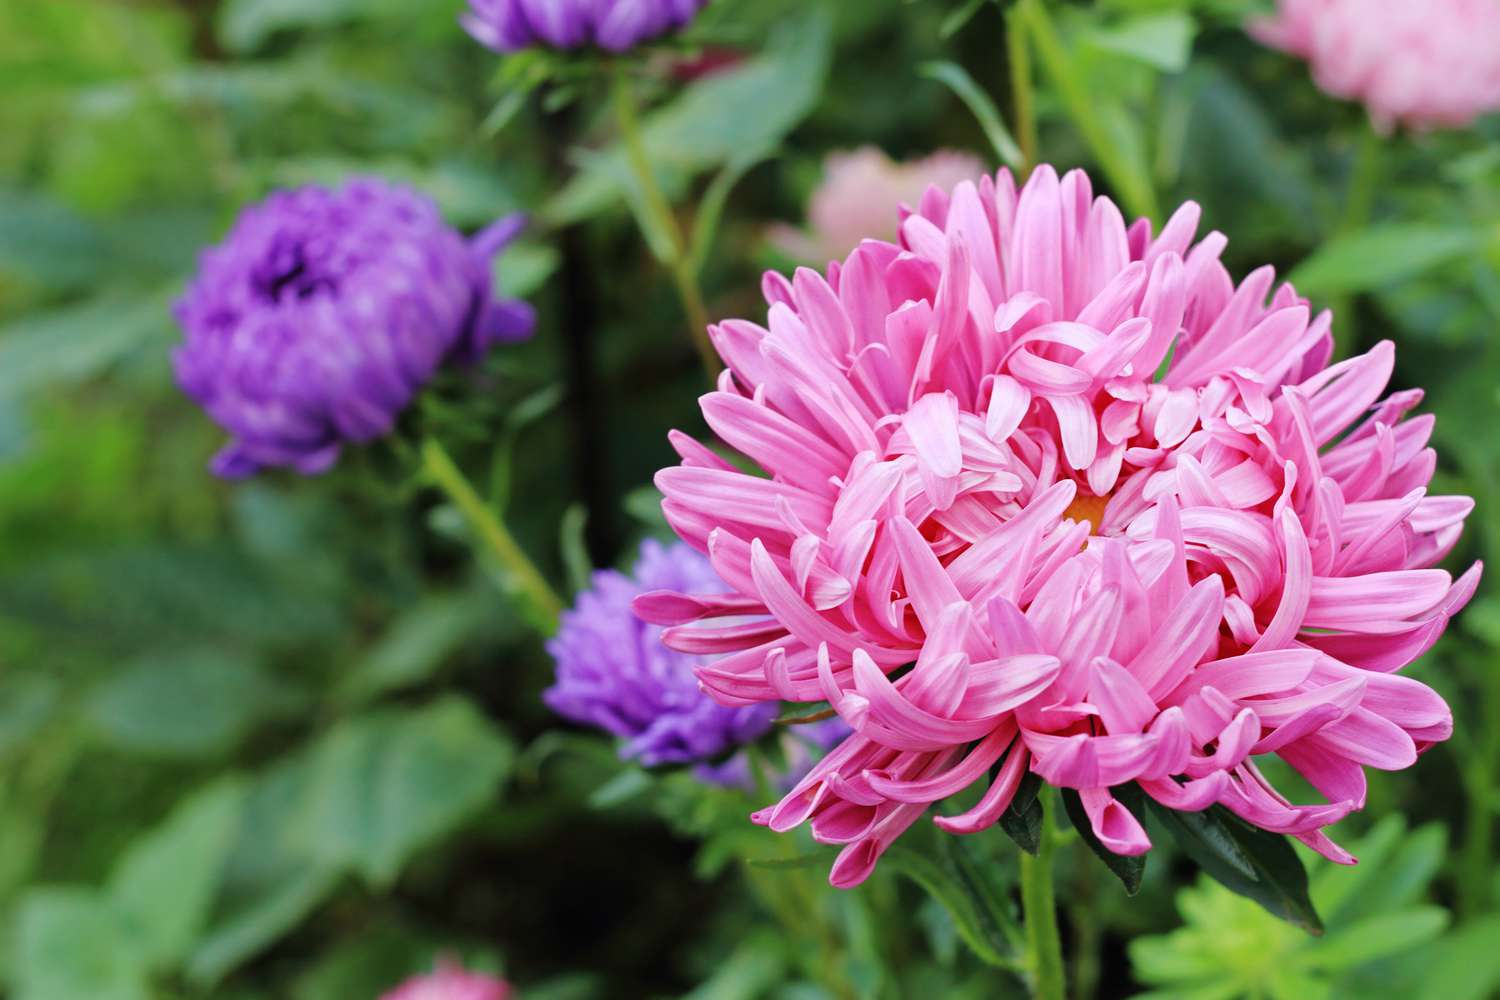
[421,437,564,632]
[611,70,720,382]
[1006,5,1038,176]
[1017,0,1160,223]
[1020,791,1066,1000]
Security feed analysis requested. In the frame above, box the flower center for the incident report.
[1061,490,1111,534]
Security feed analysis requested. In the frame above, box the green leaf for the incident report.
[940,0,995,39]
[187,866,342,987]
[1289,225,1480,297]
[559,503,592,596]
[1061,787,1145,895]
[689,146,776,276]
[998,771,1044,855]
[84,649,288,758]
[337,592,493,705]
[587,768,651,810]
[1085,13,1197,73]
[919,61,1025,171]
[13,887,148,1000]
[0,293,174,401]
[217,0,369,53]
[1148,801,1323,932]
[1300,906,1447,972]
[882,846,1016,969]
[293,697,515,885]
[107,779,246,969]
[496,242,560,300]
[546,12,832,225]
[1416,915,1500,1000]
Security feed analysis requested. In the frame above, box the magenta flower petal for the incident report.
[647,163,1480,886]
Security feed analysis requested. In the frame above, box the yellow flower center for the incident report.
[1062,490,1111,534]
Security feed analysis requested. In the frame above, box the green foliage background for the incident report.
[1,0,1498,997]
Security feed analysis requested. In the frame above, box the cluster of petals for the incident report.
[461,0,708,55]
[1251,0,1500,132]
[174,179,533,477]
[635,163,1479,887]
[771,146,987,265]
[380,960,511,1000]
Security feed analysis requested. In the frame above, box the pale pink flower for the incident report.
[771,147,986,265]
[380,960,511,1000]
[1252,0,1500,132]
[637,164,1479,888]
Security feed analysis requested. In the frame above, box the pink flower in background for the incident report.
[1251,0,1500,132]
[381,960,511,1000]
[637,163,1479,887]
[770,147,985,265]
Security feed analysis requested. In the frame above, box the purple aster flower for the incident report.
[460,0,710,55]
[546,538,778,767]
[173,179,534,478]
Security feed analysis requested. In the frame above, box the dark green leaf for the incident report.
[998,771,1043,855]
[1060,787,1145,895]
[1147,800,1323,932]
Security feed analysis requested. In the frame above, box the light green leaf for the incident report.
[496,242,560,299]
[84,649,288,758]
[1290,225,1480,296]
[107,779,246,969]
[560,504,592,596]
[13,887,148,1000]
[919,61,1024,171]
[294,697,515,885]
[1086,13,1197,73]
[1300,907,1447,972]
[1416,915,1500,1000]
[546,12,831,225]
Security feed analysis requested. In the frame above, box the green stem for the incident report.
[421,437,564,632]
[1330,123,1384,359]
[611,70,720,382]
[1017,0,1160,222]
[1006,5,1038,176]
[1020,790,1066,1000]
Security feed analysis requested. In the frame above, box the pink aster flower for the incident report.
[635,164,1479,888]
[380,959,511,1000]
[770,147,986,265]
[1251,0,1500,133]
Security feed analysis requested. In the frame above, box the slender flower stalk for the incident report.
[421,437,564,631]
[1006,5,1038,177]
[1021,792,1065,1000]
[1015,0,1159,222]
[612,69,720,380]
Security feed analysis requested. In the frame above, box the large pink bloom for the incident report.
[636,164,1479,888]
[1251,0,1500,132]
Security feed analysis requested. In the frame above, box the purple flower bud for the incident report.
[546,539,778,767]
[173,179,534,478]
[461,0,710,55]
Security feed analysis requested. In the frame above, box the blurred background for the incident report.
[2,0,1499,997]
